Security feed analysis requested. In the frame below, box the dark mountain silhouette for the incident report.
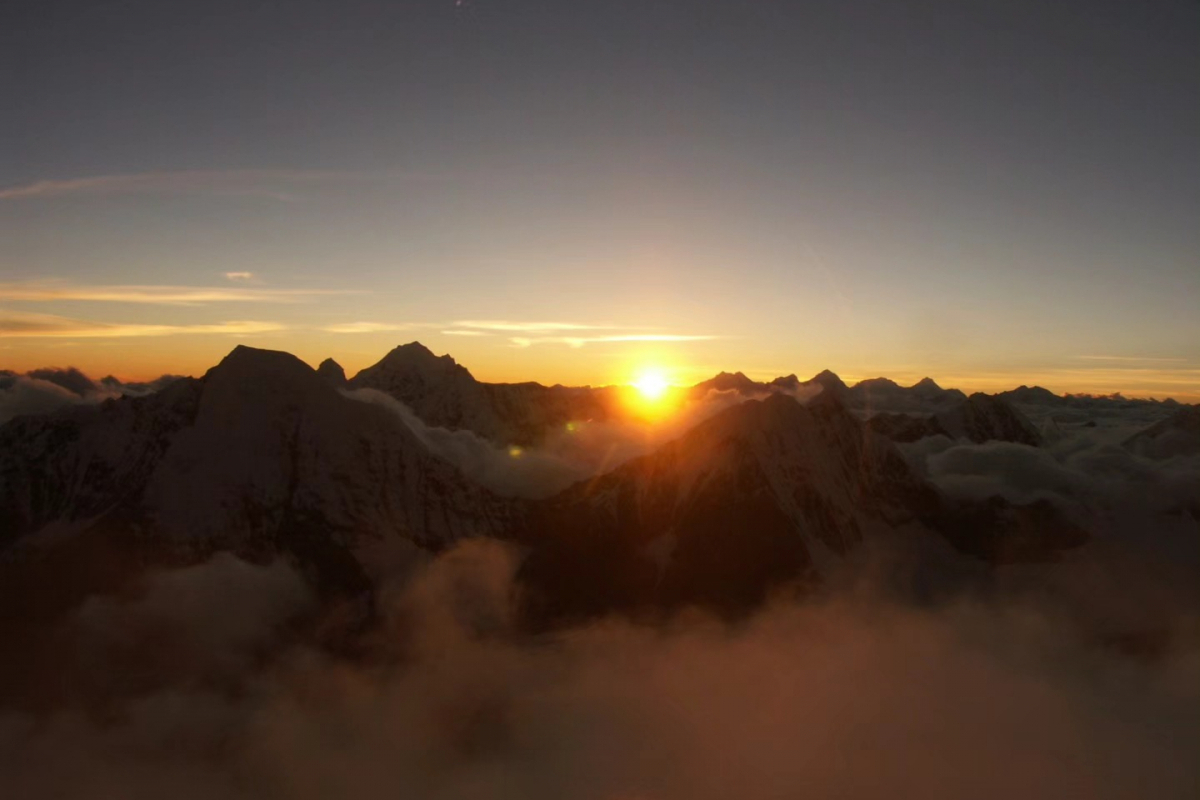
[935,393,1042,446]
[867,393,1042,446]
[1000,384,1185,411]
[349,342,615,445]
[316,357,347,387]
[805,369,851,397]
[997,385,1063,406]
[0,346,515,606]
[520,391,943,617]
[690,371,765,396]
[1,344,1089,626]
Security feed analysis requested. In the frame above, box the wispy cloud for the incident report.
[0,169,356,202]
[323,321,635,336]
[0,311,285,339]
[510,334,719,348]
[454,320,611,332]
[1077,355,1188,363]
[223,272,256,282]
[0,281,355,306]
[321,322,425,334]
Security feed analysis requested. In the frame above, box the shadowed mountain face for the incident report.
[520,392,945,618]
[517,390,1090,620]
[1125,406,1200,459]
[934,393,1042,446]
[0,347,515,603]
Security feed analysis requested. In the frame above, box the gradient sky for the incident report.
[3,0,1198,398]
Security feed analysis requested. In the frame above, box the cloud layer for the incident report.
[0,169,355,202]
[0,367,182,424]
[1,312,287,339]
[0,282,352,306]
[318,320,719,346]
[1,538,1196,800]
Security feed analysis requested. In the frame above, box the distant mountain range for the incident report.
[345,342,618,446]
[2,343,1189,621]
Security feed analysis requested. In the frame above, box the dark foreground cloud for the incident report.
[2,539,1197,799]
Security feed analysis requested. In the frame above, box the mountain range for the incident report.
[3,342,1188,622]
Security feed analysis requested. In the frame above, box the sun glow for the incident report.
[622,366,680,420]
[633,369,670,401]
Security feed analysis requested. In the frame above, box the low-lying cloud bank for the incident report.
[0,367,181,424]
[900,417,1200,562]
[0,534,1195,796]
[2,538,1198,800]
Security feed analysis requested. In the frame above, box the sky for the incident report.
[2,0,1198,398]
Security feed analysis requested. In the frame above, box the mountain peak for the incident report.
[367,341,473,377]
[386,340,436,358]
[317,358,347,387]
[191,346,338,420]
[936,393,1041,446]
[694,371,761,394]
[206,346,322,389]
[913,377,941,391]
[855,377,900,390]
[998,385,1062,405]
[805,369,848,393]
[217,344,309,369]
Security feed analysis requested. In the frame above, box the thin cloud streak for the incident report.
[454,320,612,332]
[0,169,358,202]
[0,311,285,339]
[511,334,720,348]
[321,322,425,334]
[0,281,356,306]
[1077,355,1189,363]
[441,330,491,336]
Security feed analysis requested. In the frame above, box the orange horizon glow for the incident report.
[2,336,1198,403]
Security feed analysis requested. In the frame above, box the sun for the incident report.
[632,369,670,401]
[621,365,682,419]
